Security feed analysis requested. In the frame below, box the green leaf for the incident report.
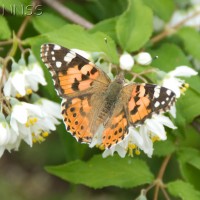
[46,155,154,189]
[150,43,191,72]
[32,13,66,34]
[177,27,200,60]
[0,16,11,39]
[85,0,127,21]
[176,88,200,123]
[178,125,200,149]
[178,148,200,170]
[39,24,119,64]
[89,17,118,42]
[167,180,200,200]
[187,76,200,94]
[0,0,32,16]
[143,0,175,21]
[153,140,176,157]
[177,148,200,190]
[116,0,153,52]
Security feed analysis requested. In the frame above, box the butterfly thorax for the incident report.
[95,74,124,125]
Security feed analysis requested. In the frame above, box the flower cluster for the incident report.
[0,52,62,158]
[89,51,198,158]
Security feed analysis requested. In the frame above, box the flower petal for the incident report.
[139,126,153,157]
[162,77,182,98]
[169,104,176,118]
[169,66,198,77]
[12,72,26,96]
[156,115,177,129]
[145,118,166,140]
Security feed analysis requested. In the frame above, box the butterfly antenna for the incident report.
[104,38,117,75]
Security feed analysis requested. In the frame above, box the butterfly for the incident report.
[40,44,176,148]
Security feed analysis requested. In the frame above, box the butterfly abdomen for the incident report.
[96,80,123,124]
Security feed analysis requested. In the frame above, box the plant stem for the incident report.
[151,10,200,44]
[153,155,171,200]
[42,0,94,29]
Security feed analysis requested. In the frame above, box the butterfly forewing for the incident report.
[122,83,176,125]
[41,43,111,143]
[40,44,110,98]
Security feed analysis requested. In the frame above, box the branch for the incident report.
[41,0,94,29]
[153,155,171,200]
[151,10,200,44]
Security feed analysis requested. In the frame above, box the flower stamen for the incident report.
[26,88,33,95]
[25,117,38,127]
[16,93,23,98]
[42,131,49,137]
[128,143,136,157]
[151,136,160,142]
[180,83,189,94]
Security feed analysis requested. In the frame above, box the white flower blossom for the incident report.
[119,52,134,70]
[135,52,152,65]
[0,114,19,157]
[9,99,61,147]
[3,55,46,98]
[162,66,198,98]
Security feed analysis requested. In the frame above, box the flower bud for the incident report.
[135,52,152,65]
[119,52,134,71]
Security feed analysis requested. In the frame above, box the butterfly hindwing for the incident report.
[61,96,93,143]
[102,109,128,148]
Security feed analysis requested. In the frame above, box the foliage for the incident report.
[0,0,200,200]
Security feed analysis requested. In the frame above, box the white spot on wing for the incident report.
[154,101,160,108]
[52,57,55,61]
[64,52,76,63]
[54,45,61,50]
[166,89,171,96]
[51,51,55,55]
[154,86,161,98]
[161,101,165,105]
[56,61,62,68]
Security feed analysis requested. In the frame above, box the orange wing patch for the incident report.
[128,85,151,123]
[102,111,128,148]
[62,96,93,143]
[58,63,99,95]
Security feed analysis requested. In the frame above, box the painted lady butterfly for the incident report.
[40,44,176,148]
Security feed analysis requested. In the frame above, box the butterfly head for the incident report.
[115,71,124,85]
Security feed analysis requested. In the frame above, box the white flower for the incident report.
[102,114,176,158]
[10,99,61,147]
[119,52,134,70]
[162,66,198,98]
[3,55,46,98]
[0,114,19,157]
[35,98,62,120]
[25,62,47,92]
[135,52,152,65]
